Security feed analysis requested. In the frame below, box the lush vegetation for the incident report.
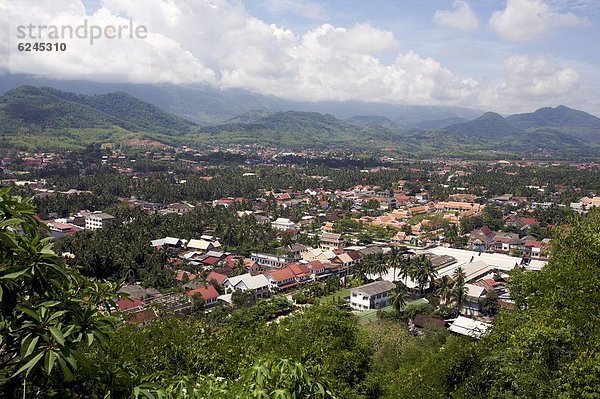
[56,205,277,287]
[0,190,120,397]
[1,189,599,398]
[387,209,600,398]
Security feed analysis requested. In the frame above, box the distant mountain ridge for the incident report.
[0,86,196,136]
[0,74,483,125]
[441,106,599,143]
[507,105,600,142]
[0,84,598,157]
[443,112,524,138]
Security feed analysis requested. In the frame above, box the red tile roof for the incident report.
[308,260,324,271]
[206,271,228,285]
[202,256,221,265]
[187,285,220,301]
[288,263,311,277]
[176,270,197,281]
[267,267,296,282]
[117,298,143,311]
[519,217,539,226]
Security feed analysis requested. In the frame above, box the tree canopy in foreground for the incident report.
[1,190,598,398]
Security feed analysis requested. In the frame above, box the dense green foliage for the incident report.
[1,189,599,398]
[0,190,119,397]
[390,209,600,398]
[0,86,198,150]
[56,205,277,286]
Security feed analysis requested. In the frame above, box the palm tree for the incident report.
[453,266,466,286]
[360,254,377,280]
[390,282,409,319]
[234,257,247,275]
[450,267,467,312]
[451,279,468,314]
[413,255,437,296]
[421,256,438,292]
[436,275,452,305]
[353,261,368,284]
[387,247,403,282]
[399,254,413,284]
[372,253,389,279]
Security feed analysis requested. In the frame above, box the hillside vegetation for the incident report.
[1,190,598,398]
[0,86,196,138]
[0,86,598,157]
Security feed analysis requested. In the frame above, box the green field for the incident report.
[356,306,394,324]
[319,288,350,304]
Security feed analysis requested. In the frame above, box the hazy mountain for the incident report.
[346,115,397,128]
[507,105,600,142]
[407,117,470,130]
[442,112,524,138]
[0,74,483,126]
[198,111,401,147]
[223,110,275,124]
[1,84,597,157]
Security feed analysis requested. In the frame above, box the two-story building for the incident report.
[271,217,298,231]
[319,232,344,250]
[350,281,396,311]
[251,252,292,269]
[264,267,299,292]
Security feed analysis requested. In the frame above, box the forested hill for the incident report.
[507,105,600,142]
[442,105,600,143]
[199,110,401,147]
[0,86,197,136]
[0,85,598,157]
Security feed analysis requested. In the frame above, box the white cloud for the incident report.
[0,0,595,114]
[490,0,589,42]
[433,1,480,31]
[308,23,399,55]
[480,55,580,112]
[1,0,216,84]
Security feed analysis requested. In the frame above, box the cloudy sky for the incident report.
[1,0,598,114]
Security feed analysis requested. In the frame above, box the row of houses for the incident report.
[469,226,550,259]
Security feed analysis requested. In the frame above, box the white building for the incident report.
[187,238,221,252]
[462,283,487,316]
[84,212,114,230]
[223,273,270,298]
[271,217,298,231]
[350,280,397,311]
[251,252,291,269]
[424,246,543,280]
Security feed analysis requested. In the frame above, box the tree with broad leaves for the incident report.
[0,189,120,397]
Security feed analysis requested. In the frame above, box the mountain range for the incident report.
[0,83,598,157]
[0,74,483,125]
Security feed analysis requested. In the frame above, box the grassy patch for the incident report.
[320,288,350,304]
